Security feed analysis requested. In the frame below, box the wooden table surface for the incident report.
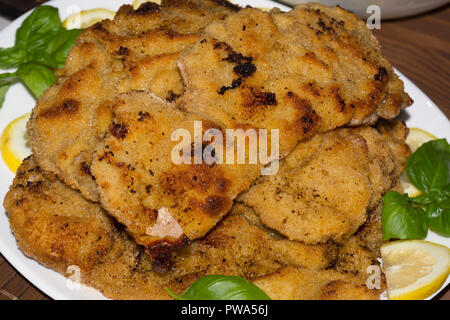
[0,1,449,301]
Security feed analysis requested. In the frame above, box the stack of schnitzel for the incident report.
[4,0,413,299]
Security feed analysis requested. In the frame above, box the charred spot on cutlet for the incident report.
[40,99,80,119]
[300,110,319,134]
[201,195,229,216]
[178,235,191,247]
[374,67,388,82]
[218,77,242,94]
[23,180,42,193]
[92,22,107,32]
[213,41,231,51]
[150,242,172,273]
[328,86,347,112]
[317,18,334,34]
[80,162,92,176]
[117,46,130,56]
[137,111,150,121]
[134,2,160,14]
[233,62,256,78]
[246,88,277,107]
[149,235,191,273]
[218,50,256,95]
[166,91,181,102]
[222,51,256,78]
[222,52,252,64]
[286,91,320,135]
[110,123,128,140]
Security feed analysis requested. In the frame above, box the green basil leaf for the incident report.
[16,64,56,98]
[0,47,26,69]
[425,199,450,236]
[443,184,450,193]
[431,190,450,202]
[0,84,10,108]
[0,6,79,109]
[0,72,18,109]
[0,72,17,87]
[165,275,271,300]
[407,139,450,193]
[382,191,428,240]
[46,28,83,68]
[25,51,58,69]
[409,193,434,205]
[24,31,61,54]
[15,6,62,50]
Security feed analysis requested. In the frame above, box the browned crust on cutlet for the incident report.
[4,157,114,274]
[28,0,238,203]
[90,91,261,271]
[25,1,413,279]
[6,161,381,299]
[179,5,412,159]
[240,121,411,244]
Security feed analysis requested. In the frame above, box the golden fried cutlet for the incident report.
[253,233,385,300]
[240,121,411,244]
[376,119,411,177]
[354,120,410,254]
[29,2,413,204]
[16,1,412,299]
[6,160,384,300]
[253,266,381,300]
[90,91,261,270]
[84,203,339,299]
[4,157,114,274]
[28,0,238,202]
[179,5,412,157]
[27,2,412,258]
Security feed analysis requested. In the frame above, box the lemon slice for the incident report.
[62,8,116,29]
[406,127,437,153]
[399,173,422,198]
[1,113,31,173]
[400,128,438,197]
[381,240,450,300]
[133,0,161,9]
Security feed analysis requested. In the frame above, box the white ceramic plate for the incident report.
[0,0,448,300]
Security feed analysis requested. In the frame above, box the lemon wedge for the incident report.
[1,113,31,173]
[133,0,161,9]
[62,8,116,29]
[381,240,450,300]
[400,128,438,197]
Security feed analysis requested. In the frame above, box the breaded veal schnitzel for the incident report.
[240,121,410,244]
[25,1,412,270]
[90,91,260,270]
[28,0,240,203]
[5,157,385,299]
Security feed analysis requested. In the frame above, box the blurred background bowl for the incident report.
[281,0,449,19]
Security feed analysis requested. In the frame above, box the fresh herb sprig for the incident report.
[382,139,450,240]
[0,6,82,108]
[165,275,271,300]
